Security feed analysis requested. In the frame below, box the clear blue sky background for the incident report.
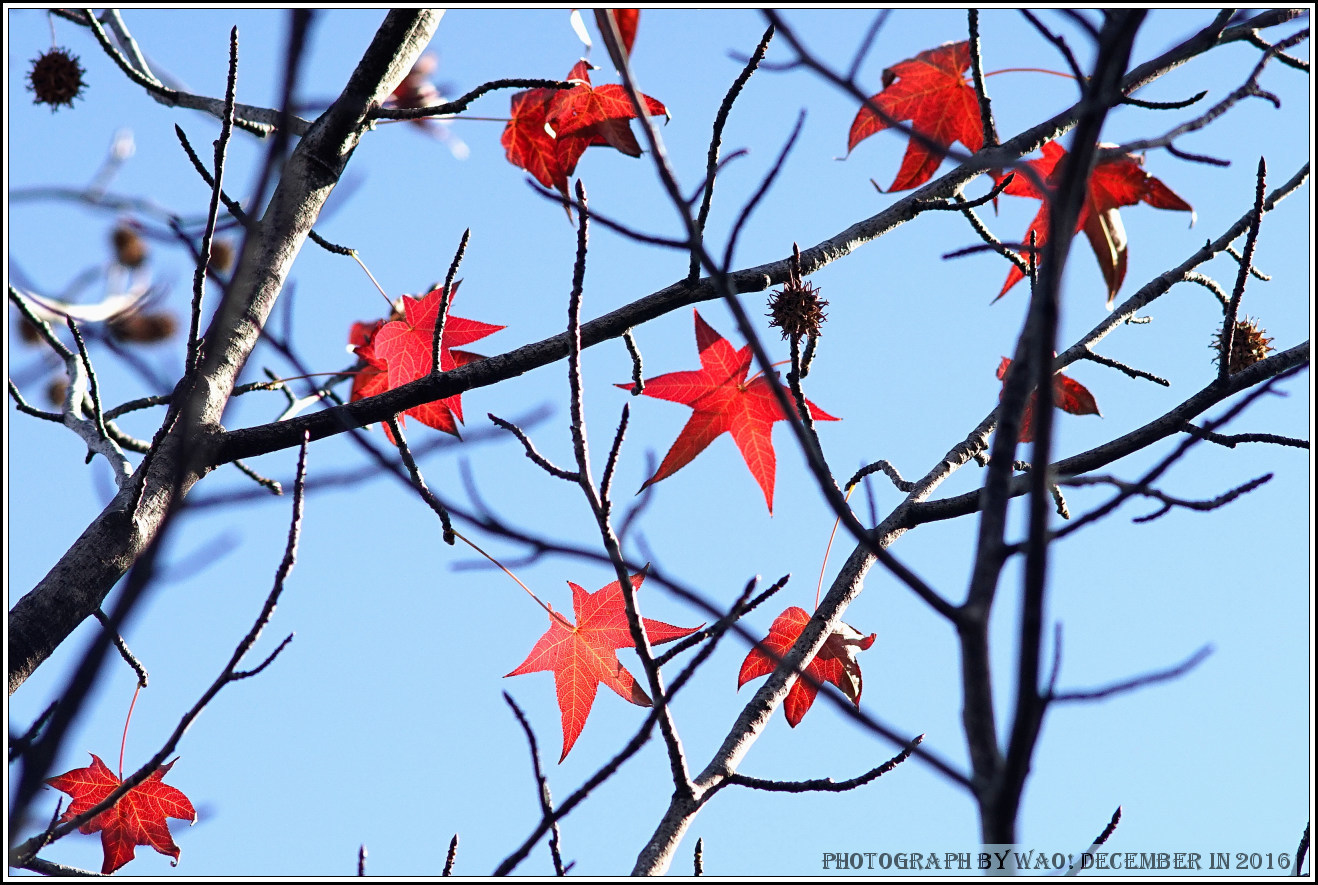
[6,8,1312,877]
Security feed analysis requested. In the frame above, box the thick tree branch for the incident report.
[8,10,443,695]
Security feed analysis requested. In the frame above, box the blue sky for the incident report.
[6,8,1312,877]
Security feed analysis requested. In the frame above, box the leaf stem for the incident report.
[815,487,854,608]
[449,529,574,629]
[351,252,395,309]
[118,683,142,779]
[743,358,792,387]
[983,66,1077,80]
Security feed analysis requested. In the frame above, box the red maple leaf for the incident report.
[738,606,876,727]
[996,356,1101,443]
[619,310,839,513]
[996,141,1194,305]
[505,570,700,762]
[45,754,196,875]
[547,60,668,155]
[611,9,640,56]
[501,60,667,197]
[369,282,503,439]
[846,40,984,192]
[348,318,389,404]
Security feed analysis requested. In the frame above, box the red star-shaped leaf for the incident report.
[369,282,503,439]
[738,607,876,727]
[348,318,390,405]
[502,85,596,198]
[46,754,196,874]
[620,310,839,513]
[847,40,984,192]
[547,60,668,155]
[995,356,1101,443]
[501,61,668,197]
[996,141,1194,305]
[505,571,700,762]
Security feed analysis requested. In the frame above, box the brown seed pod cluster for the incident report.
[767,243,828,339]
[46,376,69,408]
[111,226,149,268]
[108,311,178,344]
[1212,316,1274,374]
[28,47,86,110]
[208,239,236,275]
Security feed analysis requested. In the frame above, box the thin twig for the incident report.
[623,329,645,394]
[79,9,288,135]
[1058,472,1273,524]
[231,459,284,495]
[600,404,629,511]
[92,609,148,686]
[9,702,58,763]
[188,27,239,374]
[1219,158,1268,382]
[967,10,999,149]
[8,380,64,424]
[914,173,1013,212]
[723,734,923,793]
[1225,243,1272,281]
[1080,349,1170,386]
[1242,29,1310,71]
[952,192,1032,277]
[504,693,567,876]
[1020,11,1086,85]
[654,574,787,668]
[1166,142,1231,167]
[432,229,471,382]
[1065,807,1122,876]
[442,834,459,876]
[1182,271,1230,308]
[65,318,108,443]
[689,23,774,283]
[372,78,574,121]
[13,855,104,877]
[845,460,915,493]
[1179,421,1308,450]
[386,417,456,544]
[489,414,580,481]
[1121,89,1207,110]
[1295,823,1310,876]
[1051,646,1213,703]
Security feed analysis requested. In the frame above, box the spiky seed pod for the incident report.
[1212,316,1274,374]
[28,48,86,110]
[111,226,148,268]
[767,243,829,339]
[108,311,178,344]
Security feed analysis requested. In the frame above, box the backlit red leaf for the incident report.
[502,60,666,196]
[364,282,503,440]
[996,142,1194,305]
[505,571,699,761]
[996,356,1101,443]
[847,41,983,191]
[612,9,640,56]
[619,310,839,514]
[547,62,669,152]
[738,607,876,727]
[348,319,389,405]
[46,754,196,874]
